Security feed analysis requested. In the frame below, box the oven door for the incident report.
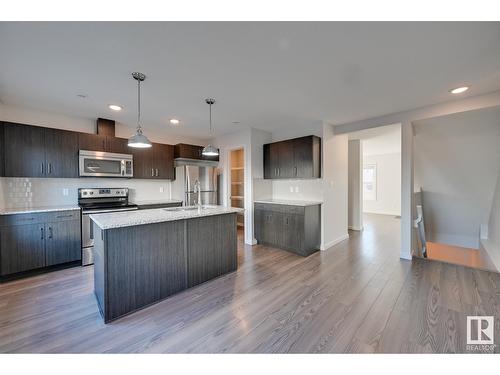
[79,150,133,177]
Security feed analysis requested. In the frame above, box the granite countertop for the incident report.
[90,205,243,230]
[254,199,323,207]
[131,199,183,206]
[0,205,81,215]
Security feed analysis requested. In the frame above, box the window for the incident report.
[363,164,377,201]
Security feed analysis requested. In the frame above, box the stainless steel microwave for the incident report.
[79,150,133,178]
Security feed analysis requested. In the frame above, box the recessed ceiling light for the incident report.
[232,121,240,124]
[170,118,180,125]
[449,86,469,94]
[77,94,87,98]
[108,104,123,111]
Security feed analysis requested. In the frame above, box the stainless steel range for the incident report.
[78,188,138,266]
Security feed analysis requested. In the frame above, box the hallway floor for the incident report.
[0,213,499,353]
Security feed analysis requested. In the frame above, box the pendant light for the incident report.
[202,98,219,157]
[128,72,152,148]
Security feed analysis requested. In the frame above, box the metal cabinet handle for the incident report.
[56,214,73,219]
[48,227,53,239]
[294,167,297,176]
[151,168,154,177]
[41,163,44,175]
[48,163,52,174]
[278,168,280,177]
[156,168,159,177]
[40,227,44,240]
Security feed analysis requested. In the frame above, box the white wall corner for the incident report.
[320,233,349,251]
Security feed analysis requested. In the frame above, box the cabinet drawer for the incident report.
[44,210,81,222]
[254,203,304,215]
[0,212,46,227]
[0,210,80,227]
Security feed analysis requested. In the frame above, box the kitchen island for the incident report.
[90,205,242,323]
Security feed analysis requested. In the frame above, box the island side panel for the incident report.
[93,221,106,318]
[187,213,237,287]
[105,220,187,322]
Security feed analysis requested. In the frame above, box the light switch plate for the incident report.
[62,188,69,196]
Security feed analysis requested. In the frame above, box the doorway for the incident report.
[348,124,402,256]
[229,148,245,235]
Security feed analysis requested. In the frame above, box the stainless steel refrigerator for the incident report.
[173,165,218,206]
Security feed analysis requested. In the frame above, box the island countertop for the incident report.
[90,205,243,230]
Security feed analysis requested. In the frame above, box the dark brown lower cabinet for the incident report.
[254,202,320,256]
[45,219,81,266]
[0,210,81,277]
[0,223,45,275]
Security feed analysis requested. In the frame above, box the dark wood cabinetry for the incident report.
[263,135,321,179]
[3,122,79,178]
[254,202,320,256]
[174,143,219,162]
[153,143,175,179]
[0,210,81,277]
[0,121,178,179]
[132,143,174,179]
[78,133,129,154]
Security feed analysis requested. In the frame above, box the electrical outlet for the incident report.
[160,186,164,193]
[62,188,69,196]
[294,186,299,193]
[289,186,294,193]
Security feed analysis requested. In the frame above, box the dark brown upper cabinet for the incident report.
[174,143,219,162]
[78,133,130,154]
[263,135,321,179]
[3,122,78,178]
[132,143,174,180]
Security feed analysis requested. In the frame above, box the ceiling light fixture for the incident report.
[108,104,122,111]
[170,118,180,125]
[202,98,219,157]
[449,86,469,94]
[128,72,152,149]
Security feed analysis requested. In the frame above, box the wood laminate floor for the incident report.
[1,213,499,353]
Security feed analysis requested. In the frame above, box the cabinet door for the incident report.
[131,147,154,179]
[78,133,107,152]
[45,128,79,178]
[0,124,5,177]
[45,219,81,266]
[4,123,46,177]
[261,211,283,246]
[254,208,264,242]
[175,143,203,160]
[107,137,130,154]
[282,213,304,252]
[0,223,46,276]
[264,142,281,179]
[276,140,294,178]
[153,143,175,179]
[293,136,313,178]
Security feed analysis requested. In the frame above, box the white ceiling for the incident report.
[1,22,500,139]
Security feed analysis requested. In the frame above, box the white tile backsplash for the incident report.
[0,177,172,209]
[253,178,324,202]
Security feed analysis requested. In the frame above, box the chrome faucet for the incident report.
[193,179,202,208]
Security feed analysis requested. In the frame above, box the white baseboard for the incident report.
[320,233,349,251]
[348,225,363,231]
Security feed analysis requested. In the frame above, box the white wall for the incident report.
[334,90,500,260]
[348,140,363,230]
[483,166,500,270]
[413,106,500,249]
[363,152,401,216]
[321,123,349,250]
